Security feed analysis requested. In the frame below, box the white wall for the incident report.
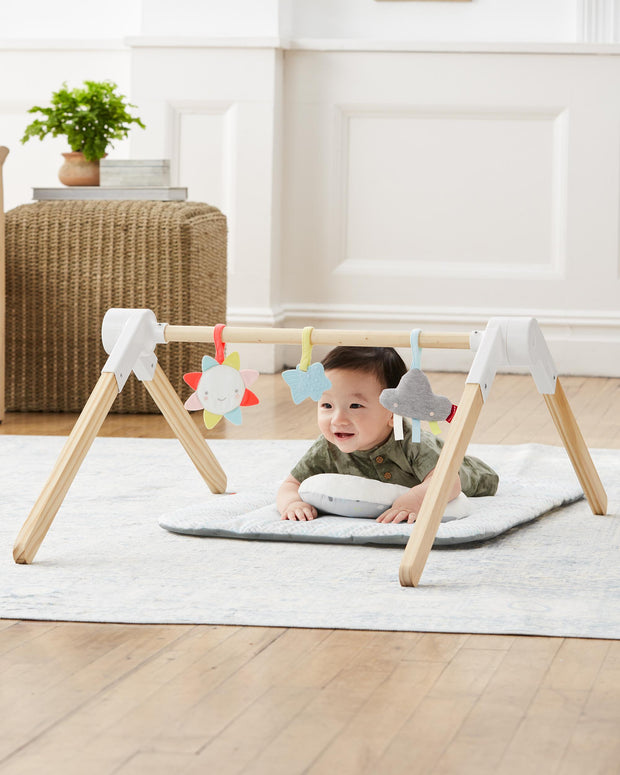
[126,0,613,44]
[288,0,578,43]
[140,0,291,38]
[279,47,620,376]
[0,0,141,38]
[1,0,611,213]
[3,0,620,376]
[0,0,608,44]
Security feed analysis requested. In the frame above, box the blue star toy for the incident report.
[282,326,332,404]
[282,362,332,404]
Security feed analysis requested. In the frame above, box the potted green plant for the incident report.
[21,80,146,186]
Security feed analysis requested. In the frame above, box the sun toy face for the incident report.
[197,364,245,416]
[183,352,259,429]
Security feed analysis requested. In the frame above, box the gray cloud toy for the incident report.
[380,369,457,423]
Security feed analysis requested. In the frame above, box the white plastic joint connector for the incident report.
[466,317,557,402]
[101,308,168,392]
[469,329,484,352]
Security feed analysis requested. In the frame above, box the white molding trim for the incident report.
[280,302,620,328]
[167,99,237,267]
[578,0,618,43]
[124,36,287,49]
[168,100,236,178]
[124,36,620,55]
[286,39,620,54]
[5,37,620,55]
[227,305,287,327]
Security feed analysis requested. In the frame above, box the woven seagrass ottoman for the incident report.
[5,200,226,413]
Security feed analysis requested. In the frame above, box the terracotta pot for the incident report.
[58,151,105,186]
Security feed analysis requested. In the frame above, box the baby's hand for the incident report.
[281,500,318,521]
[376,491,424,524]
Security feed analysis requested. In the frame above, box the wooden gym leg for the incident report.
[13,372,119,564]
[143,363,227,494]
[544,377,607,515]
[399,382,485,587]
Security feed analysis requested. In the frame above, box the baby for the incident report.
[277,346,499,523]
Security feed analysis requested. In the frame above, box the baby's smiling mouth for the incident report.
[334,432,355,439]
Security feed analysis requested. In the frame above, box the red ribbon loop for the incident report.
[214,323,226,363]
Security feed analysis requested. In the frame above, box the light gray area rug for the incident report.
[1,435,619,638]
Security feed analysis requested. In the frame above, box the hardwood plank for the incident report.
[558,719,620,775]
[497,687,590,774]
[544,638,611,693]
[0,621,123,689]
[0,620,59,659]
[115,752,200,774]
[305,657,445,774]
[186,685,321,773]
[241,631,425,775]
[0,624,192,762]
[433,636,563,774]
[53,630,366,774]
[497,638,612,773]
[581,639,620,718]
[404,631,470,662]
[557,641,620,775]
[90,626,329,757]
[372,645,507,773]
[462,634,516,651]
[3,626,277,771]
[476,374,538,445]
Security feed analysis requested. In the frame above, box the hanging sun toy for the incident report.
[183,324,259,429]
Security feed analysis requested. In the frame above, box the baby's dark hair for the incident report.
[321,346,407,389]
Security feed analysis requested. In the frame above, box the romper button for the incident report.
[384,472,392,480]
[375,456,384,464]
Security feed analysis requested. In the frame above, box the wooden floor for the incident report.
[1,372,619,774]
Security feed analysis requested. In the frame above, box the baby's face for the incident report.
[317,368,394,453]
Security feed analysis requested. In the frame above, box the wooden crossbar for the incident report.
[164,325,472,350]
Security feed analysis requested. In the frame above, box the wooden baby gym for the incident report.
[12,308,607,587]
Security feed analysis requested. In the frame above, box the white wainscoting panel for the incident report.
[171,102,233,213]
[337,105,567,278]
[169,101,238,272]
